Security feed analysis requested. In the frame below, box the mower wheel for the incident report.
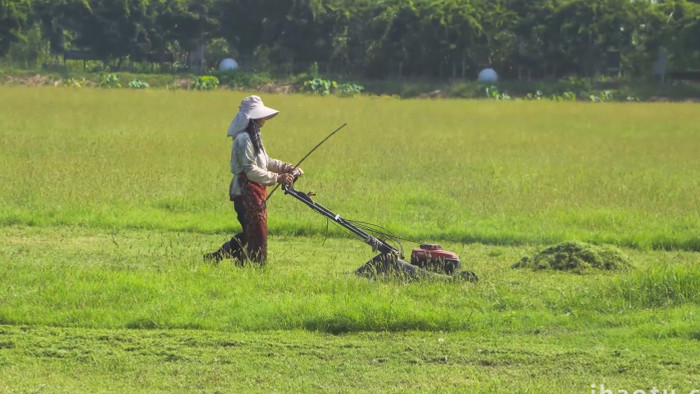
[455,270,479,282]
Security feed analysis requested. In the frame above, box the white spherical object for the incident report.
[477,68,498,82]
[219,58,239,71]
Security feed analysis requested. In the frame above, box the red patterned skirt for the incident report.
[236,173,268,264]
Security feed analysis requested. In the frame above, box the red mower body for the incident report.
[410,244,461,274]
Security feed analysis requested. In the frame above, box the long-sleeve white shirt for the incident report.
[228,132,289,197]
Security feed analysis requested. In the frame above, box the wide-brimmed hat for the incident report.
[227,95,279,137]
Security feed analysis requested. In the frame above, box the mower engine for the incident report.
[410,244,461,275]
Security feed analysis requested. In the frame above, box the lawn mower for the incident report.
[271,122,477,281]
[281,181,478,282]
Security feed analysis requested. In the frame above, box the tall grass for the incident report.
[1,86,698,252]
[613,266,700,308]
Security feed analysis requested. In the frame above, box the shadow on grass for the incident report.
[301,315,461,335]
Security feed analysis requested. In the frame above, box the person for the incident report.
[204,95,302,265]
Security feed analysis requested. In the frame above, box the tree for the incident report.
[539,0,642,77]
[0,0,693,79]
[0,0,32,56]
[160,0,218,69]
[71,0,152,64]
[655,0,700,69]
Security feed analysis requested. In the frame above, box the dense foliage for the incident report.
[0,0,699,79]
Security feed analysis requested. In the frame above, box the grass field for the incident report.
[0,87,699,393]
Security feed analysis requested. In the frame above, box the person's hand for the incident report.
[292,167,304,177]
[277,173,294,185]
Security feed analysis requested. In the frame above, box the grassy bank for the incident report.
[2,67,699,101]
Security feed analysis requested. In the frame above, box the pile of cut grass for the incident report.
[512,241,631,273]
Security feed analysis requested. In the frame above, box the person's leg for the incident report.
[204,196,247,263]
[240,180,267,265]
[205,175,268,266]
[220,196,248,260]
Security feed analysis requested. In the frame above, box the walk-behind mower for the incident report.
[282,181,478,282]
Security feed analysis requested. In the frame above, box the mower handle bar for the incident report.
[282,181,399,257]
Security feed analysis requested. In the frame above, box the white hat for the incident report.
[227,95,279,137]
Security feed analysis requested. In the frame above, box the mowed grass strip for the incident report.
[1,226,698,334]
[1,87,699,249]
[1,324,699,393]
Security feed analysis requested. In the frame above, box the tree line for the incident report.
[1,0,698,79]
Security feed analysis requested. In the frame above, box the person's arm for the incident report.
[267,158,304,176]
[267,158,292,173]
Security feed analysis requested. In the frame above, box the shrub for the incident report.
[304,78,335,95]
[589,90,614,102]
[63,77,88,88]
[303,78,364,97]
[193,75,219,90]
[128,79,149,89]
[485,85,511,100]
[98,74,121,88]
[214,71,271,89]
[335,83,364,97]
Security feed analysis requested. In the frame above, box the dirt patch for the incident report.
[257,82,296,94]
[513,241,631,273]
[167,78,193,90]
[1,74,62,86]
[418,89,444,99]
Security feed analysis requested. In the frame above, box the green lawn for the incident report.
[1,226,698,392]
[0,87,698,392]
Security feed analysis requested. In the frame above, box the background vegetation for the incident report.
[1,0,699,80]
